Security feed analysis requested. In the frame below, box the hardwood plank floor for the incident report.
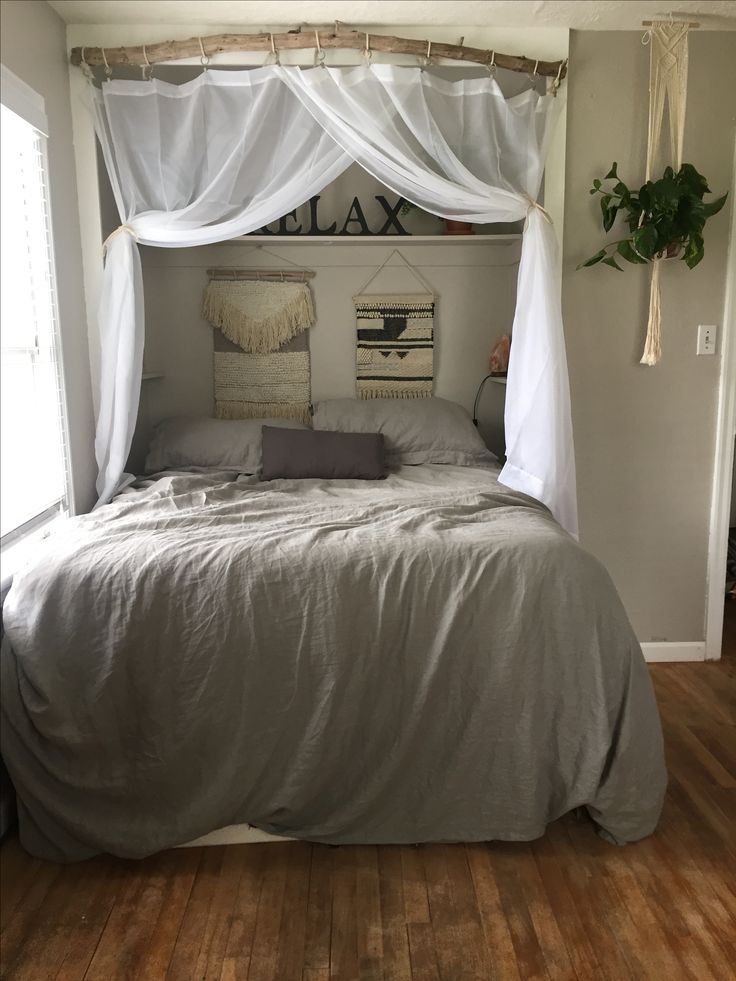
[1,608,735,981]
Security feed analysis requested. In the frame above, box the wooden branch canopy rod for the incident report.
[70,27,568,80]
[207,267,315,282]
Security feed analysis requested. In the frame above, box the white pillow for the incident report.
[312,398,496,467]
[144,417,310,474]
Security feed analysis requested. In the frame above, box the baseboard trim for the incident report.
[641,641,706,663]
[178,824,293,847]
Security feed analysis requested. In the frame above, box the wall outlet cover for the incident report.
[697,324,717,356]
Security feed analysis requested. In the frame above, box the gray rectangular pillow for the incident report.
[261,426,385,480]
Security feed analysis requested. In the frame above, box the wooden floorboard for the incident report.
[1,605,735,980]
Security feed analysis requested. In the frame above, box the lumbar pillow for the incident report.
[261,426,385,480]
[312,398,496,467]
[144,416,310,474]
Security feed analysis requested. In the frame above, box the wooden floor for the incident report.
[1,611,735,980]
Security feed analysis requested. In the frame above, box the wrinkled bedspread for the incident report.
[1,465,666,860]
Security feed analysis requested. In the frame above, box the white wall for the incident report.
[1,0,97,514]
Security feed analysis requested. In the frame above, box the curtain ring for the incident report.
[642,29,651,45]
[528,59,539,84]
[79,46,94,80]
[314,30,325,66]
[141,44,152,81]
[364,33,372,64]
[198,36,210,70]
[269,33,280,66]
[101,47,112,80]
[422,39,432,71]
[552,58,565,95]
[487,50,496,77]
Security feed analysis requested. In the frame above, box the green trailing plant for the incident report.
[578,162,727,272]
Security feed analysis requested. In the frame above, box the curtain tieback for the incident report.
[524,195,552,224]
[102,223,138,256]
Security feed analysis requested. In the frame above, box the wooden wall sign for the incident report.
[253,195,412,236]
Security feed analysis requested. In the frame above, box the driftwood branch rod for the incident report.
[70,27,567,80]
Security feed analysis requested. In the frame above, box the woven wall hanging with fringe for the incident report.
[203,278,315,354]
[352,250,436,399]
[354,294,435,399]
[203,277,315,422]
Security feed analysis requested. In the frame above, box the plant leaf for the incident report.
[601,195,619,232]
[677,163,710,197]
[632,223,659,260]
[604,162,618,180]
[602,255,624,271]
[617,240,648,264]
[577,249,607,270]
[684,233,704,269]
[592,178,602,191]
[703,192,728,218]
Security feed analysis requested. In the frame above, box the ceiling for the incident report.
[46,1,736,30]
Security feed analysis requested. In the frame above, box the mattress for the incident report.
[0,464,666,860]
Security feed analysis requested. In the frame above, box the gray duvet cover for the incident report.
[1,465,666,861]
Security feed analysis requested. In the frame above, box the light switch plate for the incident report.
[697,324,717,355]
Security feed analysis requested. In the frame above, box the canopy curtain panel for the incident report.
[91,64,578,535]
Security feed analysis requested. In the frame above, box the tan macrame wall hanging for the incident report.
[640,20,689,366]
[203,276,315,423]
[203,278,315,354]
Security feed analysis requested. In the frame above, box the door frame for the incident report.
[705,135,736,660]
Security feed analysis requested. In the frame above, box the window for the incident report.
[1,69,71,582]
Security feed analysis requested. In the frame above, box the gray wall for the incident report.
[0,0,96,514]
[562,30,736,641]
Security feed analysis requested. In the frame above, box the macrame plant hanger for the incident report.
[640,18,690,366]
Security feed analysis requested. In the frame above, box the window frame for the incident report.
[0,65,74,576]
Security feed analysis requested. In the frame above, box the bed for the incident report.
[0,402,666,861]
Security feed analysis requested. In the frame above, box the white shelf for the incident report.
[222,234,522,245]
[489,376,508,385]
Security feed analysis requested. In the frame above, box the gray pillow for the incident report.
[261,426,385,480]
[145,417,310,474]
[312,398,496,467]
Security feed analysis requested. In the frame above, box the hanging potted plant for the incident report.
[578,162,727,271]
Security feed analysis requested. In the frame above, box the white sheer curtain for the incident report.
[91,65,577,534]
[92,68,352,504]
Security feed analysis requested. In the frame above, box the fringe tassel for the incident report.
[640,260,663,366]
[357,387,433,400]
[203,282,315,354]
[215,400,312,425]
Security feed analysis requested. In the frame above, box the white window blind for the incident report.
[1,96,71,565]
